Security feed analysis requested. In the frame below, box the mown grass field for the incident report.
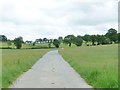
[59,44,118,88]
[2,49,49,88]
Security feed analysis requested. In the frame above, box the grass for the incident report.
[2,49,49,88]
[0,41,55,49]
[59,44,118,88]
[0,42,2,89]
[0,49,2,89]
[1,41,119,88]
[0,41,32,49]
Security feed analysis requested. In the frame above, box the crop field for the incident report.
[59,44,118,88]
[2,49,49,88]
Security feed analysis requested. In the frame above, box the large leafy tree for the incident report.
[83,34,91,45]
[96,35,102,45]
[14,36,23,49]
[90,35,97,45]
[100,35,110,45]
[39,38,42,43]
[74,35,83,46]
[43,38,48,43]
[53,39,60,48]
[63,35,76,47]
[0,35,7,41]
[106,28,117,43]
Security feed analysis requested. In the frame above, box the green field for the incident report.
[0,49,2,89]
[59,44,118,88]
[2,49,49,88]
[0,41,55,49]
[1,41,119,88]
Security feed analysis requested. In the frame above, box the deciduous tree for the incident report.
[74,35,83,46]
[63,35,76,47]
[106,28,117,43]
[14,36,23,49]
[53,39,60,48]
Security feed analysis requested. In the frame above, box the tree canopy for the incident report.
[0,35,7,41]
[74,35,83,46]
[53,39,60,48]
[106,28,117,43]
[0,28,118,49]
[14,36,23,49]
[63,35,76,47]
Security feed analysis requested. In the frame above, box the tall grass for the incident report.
[2,49,49,88]
[0,41,2,89]
[59,44,118,88]
[0,49,2,89]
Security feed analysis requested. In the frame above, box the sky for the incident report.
[0,0,119,41]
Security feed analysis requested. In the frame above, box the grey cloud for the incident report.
[67,1,118,26]
[0,0,118,40]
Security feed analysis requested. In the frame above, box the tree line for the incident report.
[0,28,119,49]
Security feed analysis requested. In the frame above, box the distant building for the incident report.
[25,41,33,44]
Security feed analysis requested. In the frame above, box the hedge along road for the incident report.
[11,50,92,88]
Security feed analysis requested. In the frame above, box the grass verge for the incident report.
[0,49,2,89]
[2,49,49,88]
[59,44,118,88]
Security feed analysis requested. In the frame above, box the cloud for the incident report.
[0,0,118,41]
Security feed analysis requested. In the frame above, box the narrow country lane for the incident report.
[11,50,92,88]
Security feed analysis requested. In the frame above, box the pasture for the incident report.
[59,44,118,88]
[2,49,49,88]
[1,41,119,88]
[0,41,31,49]
[0,41,54,49]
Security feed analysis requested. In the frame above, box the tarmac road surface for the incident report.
[11,50,92,88]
